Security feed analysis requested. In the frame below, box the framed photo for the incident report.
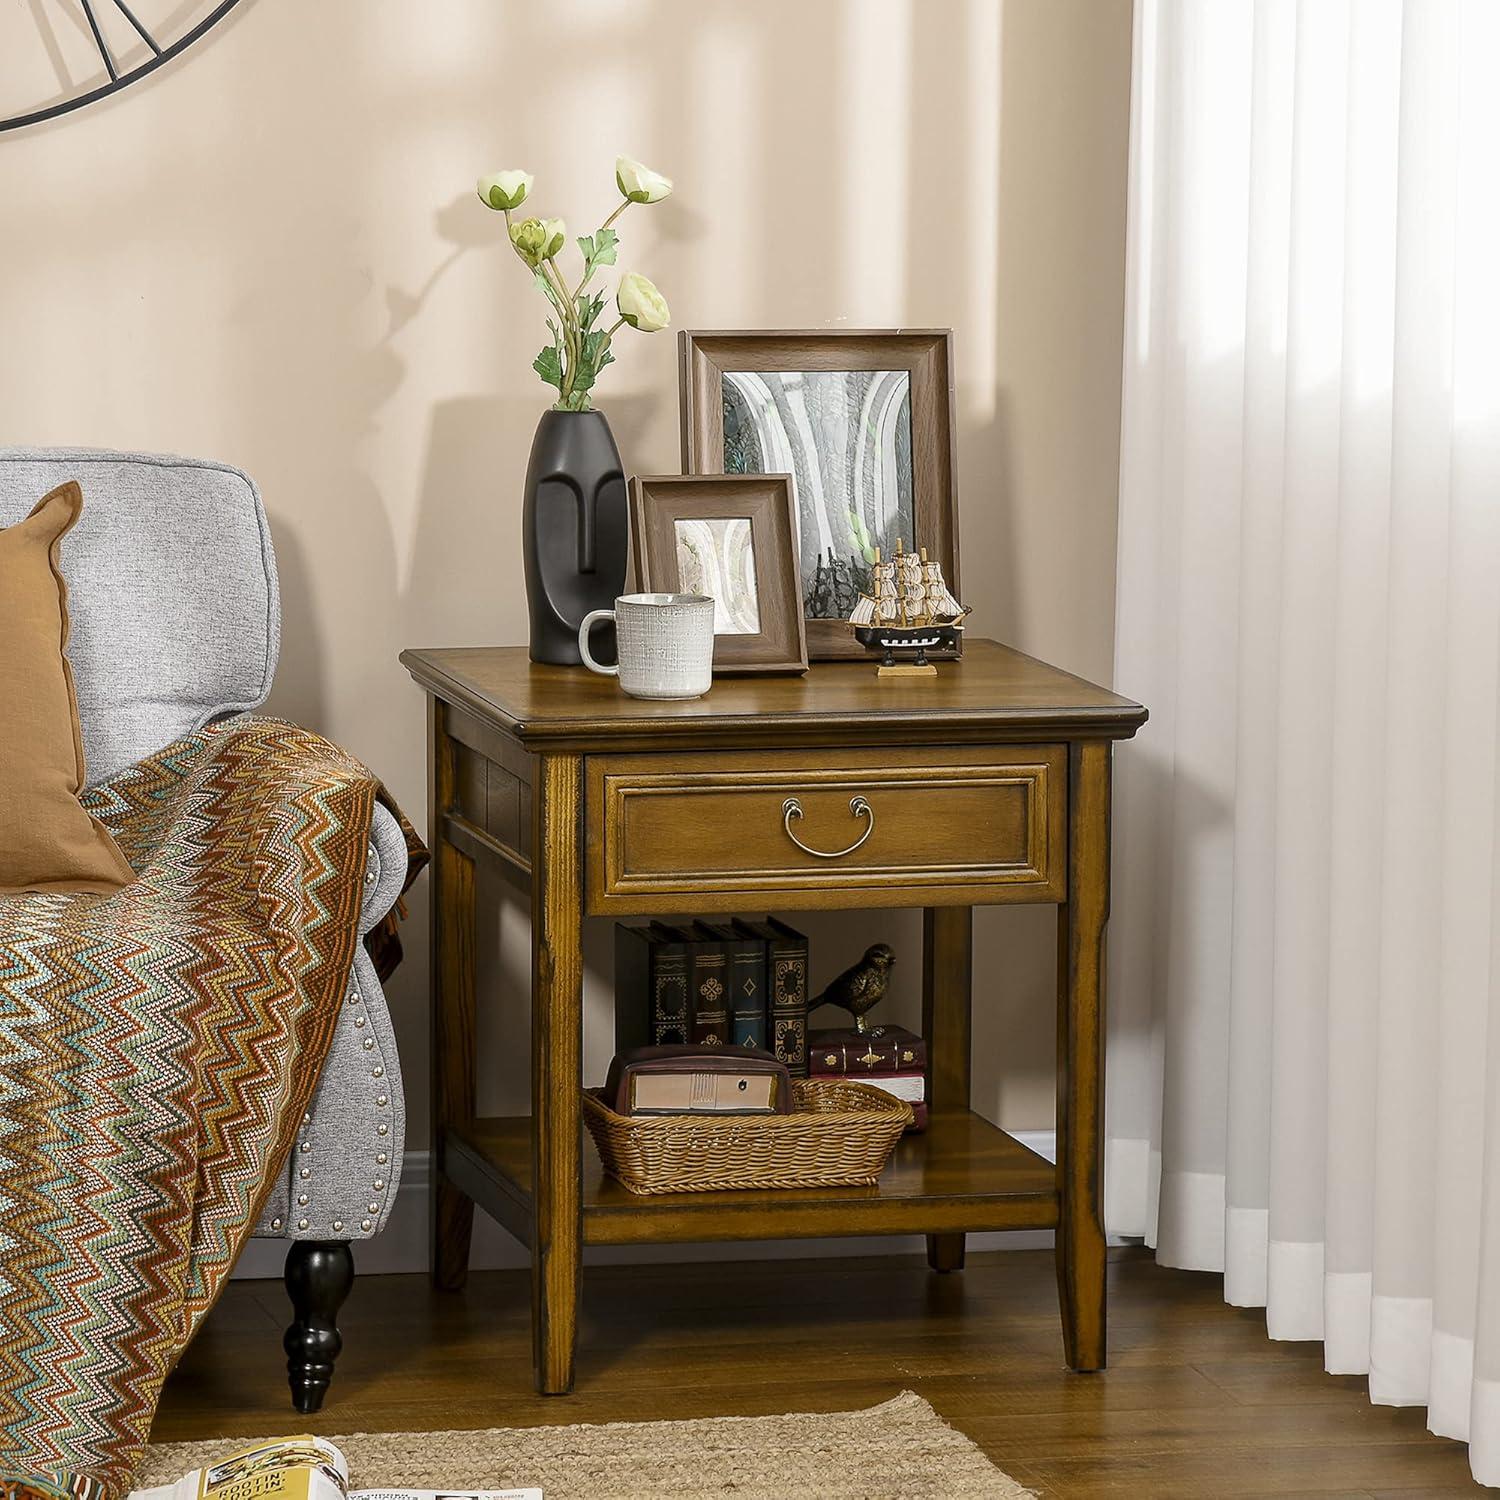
[628,473,808,675]
[678,328,960,660]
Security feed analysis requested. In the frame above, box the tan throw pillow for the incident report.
[0,481,134,895]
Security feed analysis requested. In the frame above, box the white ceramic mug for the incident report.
[578,593,716,699]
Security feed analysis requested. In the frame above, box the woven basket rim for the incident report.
[583,1077,912,1128]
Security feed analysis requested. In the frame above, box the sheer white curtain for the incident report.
[1107,0,1500,1483]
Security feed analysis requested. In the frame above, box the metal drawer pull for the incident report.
[781,795,874,858]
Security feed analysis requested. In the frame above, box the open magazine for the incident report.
[130,1435,541,1500]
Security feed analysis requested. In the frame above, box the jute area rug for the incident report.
[137,1391,1031,1500]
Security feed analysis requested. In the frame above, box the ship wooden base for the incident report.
[877,661,940,679]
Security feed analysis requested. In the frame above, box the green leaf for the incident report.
[589,226,619,267]
[575,227,620,285]
[582,328,610,365]
[533,344,564,390]
[575,290,606,333]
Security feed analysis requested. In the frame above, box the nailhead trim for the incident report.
[298,1194,308,1206]
[299,1141,310,1153]
[297,1218,309,1230]
[361,1218,372,1231]
[369,1201,379,1213]
[373,1178,385,1191]
[271,1217,282,1230]
[299,1166,310,1179]
[363,1037,374,1050]
[377,1152,388,1164]
[377,1123,388,1136]
[333,1219,344,1232]
[372,1066,384,1078]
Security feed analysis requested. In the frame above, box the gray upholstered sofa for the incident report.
[0,448,410,1413]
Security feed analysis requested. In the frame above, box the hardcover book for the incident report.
[853,1070,928,1132]
[614,922,690,1051]
[696,919,768,1050]
[684,921,731,1046]
[735,917,809,1077]
[809,1024,927,1076]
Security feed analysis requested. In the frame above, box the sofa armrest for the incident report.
[360,801,410,936]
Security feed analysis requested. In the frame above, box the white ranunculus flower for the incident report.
[616,272,670,333]
[541,218,567,259]
[615,156,673,205]
[476,169,534,211]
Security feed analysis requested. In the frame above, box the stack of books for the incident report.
[808,1023,928,1131]
[614,918,810,1077]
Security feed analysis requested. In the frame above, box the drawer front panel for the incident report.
[587,747,1064,912]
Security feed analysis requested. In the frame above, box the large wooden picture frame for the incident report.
[629,474,808,675]
[679,328,960,661]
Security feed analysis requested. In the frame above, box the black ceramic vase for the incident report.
[521,409,629,665]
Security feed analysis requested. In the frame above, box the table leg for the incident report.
[531,753,584,1394]
[429,700,476,1292]
[1056,740,1110,1371]
[923,905,973,1272]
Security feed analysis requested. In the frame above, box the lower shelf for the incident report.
[443,1108,1059,1248]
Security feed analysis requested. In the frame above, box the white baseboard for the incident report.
[234,1130,1061,1280]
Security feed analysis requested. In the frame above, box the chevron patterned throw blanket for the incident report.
[0,718,423,1500]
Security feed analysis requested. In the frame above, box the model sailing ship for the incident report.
[847,539,969,677]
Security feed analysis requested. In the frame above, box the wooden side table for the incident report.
[400,640,1146,1394]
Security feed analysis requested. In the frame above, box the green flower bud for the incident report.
[510,217,549,267]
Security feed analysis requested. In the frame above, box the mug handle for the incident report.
[578,609,618,676]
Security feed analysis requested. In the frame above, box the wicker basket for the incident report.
[583,1078,913,1195]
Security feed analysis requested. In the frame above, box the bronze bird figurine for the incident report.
[813,943,896,1033]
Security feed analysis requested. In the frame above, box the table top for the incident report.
[401,639,1146,753]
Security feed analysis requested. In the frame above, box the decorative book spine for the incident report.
[808,1026,927,1077]
[643,923,692,1046]
[614,922,689,1051]
[760,918,809,1078]
[701,921,767,1050]
[685,923,730,1048]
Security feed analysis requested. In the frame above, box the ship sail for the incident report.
[919,549,967,621]
[846,540,969,632]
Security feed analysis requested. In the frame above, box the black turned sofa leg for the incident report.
[283,1240,354,1413]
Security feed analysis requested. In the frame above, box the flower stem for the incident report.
[544,257,580,400]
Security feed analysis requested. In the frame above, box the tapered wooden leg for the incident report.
[532,754,584,1394]
[923,905,973,1272]
[1056,740,1110,1371]
[429,700,477,1292]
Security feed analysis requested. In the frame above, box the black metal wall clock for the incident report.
[3,0,244,133]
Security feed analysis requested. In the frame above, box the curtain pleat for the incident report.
[1109,1,1500,1482]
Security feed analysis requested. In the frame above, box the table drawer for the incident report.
[585,746,1065,913]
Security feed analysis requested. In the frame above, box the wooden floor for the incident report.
[155,1247,1483,1496]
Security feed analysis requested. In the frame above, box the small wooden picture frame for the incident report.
[679,328,961,661]
[628,474,809,675]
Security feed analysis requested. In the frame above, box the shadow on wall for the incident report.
[401,389,661,653]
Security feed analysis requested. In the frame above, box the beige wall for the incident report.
[0,0,1131,1139]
